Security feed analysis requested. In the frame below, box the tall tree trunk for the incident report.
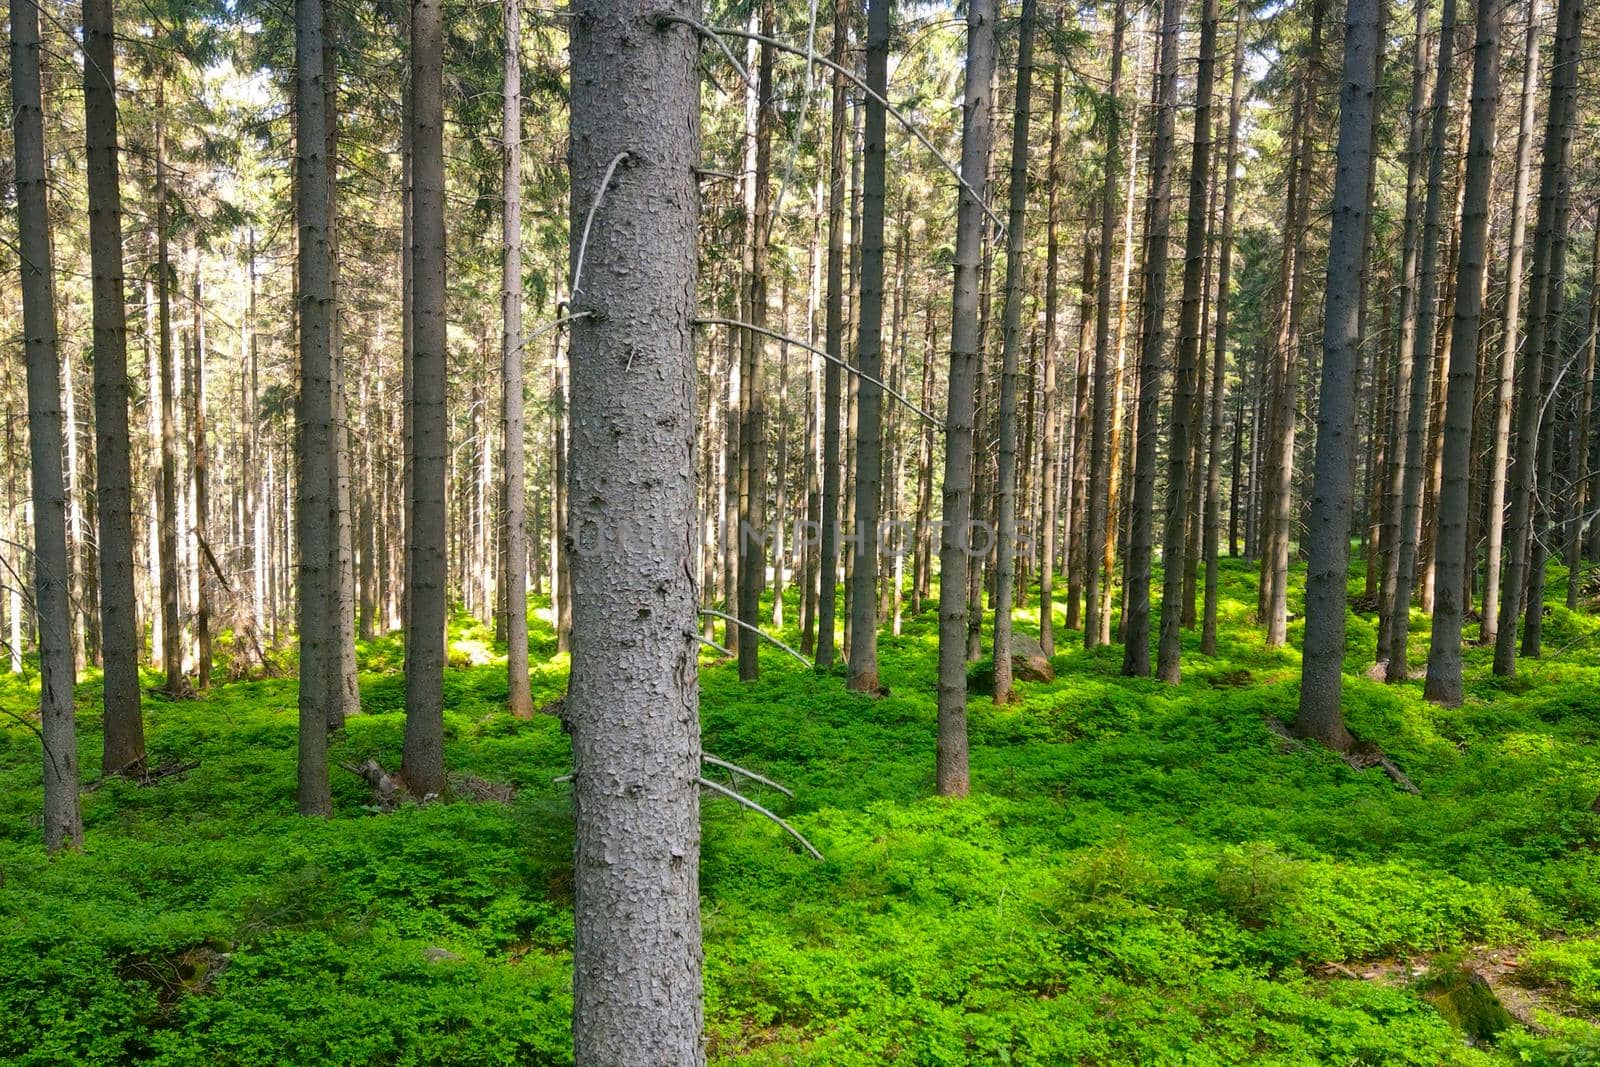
[1121,0,1182,678]
[1565,230,1600,608]
[1156,0,1218,682]
[846,0,891,694]
[990,0,1037,703]
[11,0,84,850]
[1296,0,1381,744]
[1384,0,1456,679]
[1425,0,1500,704]
[155,91,186,696]
[1494,0,1581,674]
[937,0,997,797]
[816,0,848,669]
[190,261,212,689]
[83,0,145,774]
[502,0,532,717]
[1083,0,1127,650]
[568,1,703,1058]
[1202,0,1247,657]
[294,0,335,815]
[403,0,448,797]
[1038,64,1063,656]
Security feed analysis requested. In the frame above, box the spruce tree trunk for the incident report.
[1494,0,1581,675]
[1156,0,1218,683]
[403,0,448,797]
[1295,0,1381,743]
[1038,64,1063,657]
[83,0,145,774]
[846,0,892,694]
[1565,231,1600,608]
[568,2,703,1058]
[937,0,997,797]
[1121,0,1182,678]
[1083,0,1127,650]
[1202,0,1246,657]
[11,0,84,850]
[501,0,532,717]
[294,0,335,815]
[1424,0,1501,705]
[1385,0,1456,679]
[990,0,1036,703]
[155,95,186,696]
[816,1,848,669]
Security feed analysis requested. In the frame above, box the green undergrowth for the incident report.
[5,560,1600,1063]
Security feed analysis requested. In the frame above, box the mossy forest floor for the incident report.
[9,560,1600,1063]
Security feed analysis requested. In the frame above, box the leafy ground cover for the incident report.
[6,560,1600,1063]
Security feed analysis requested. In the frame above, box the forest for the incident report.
[5,0,1600,1060]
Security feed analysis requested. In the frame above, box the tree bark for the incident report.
[568,3,704,1059]
[403,0,448,798]
[1156,0,1218,683]
[1424,0,1500,705]
[815,0,848,670]
[846,0,892,694]
[501,0,532,717]
[990,0,1036,702]
[937,0,997,797]
[11,0,84,850]
[1494,0,1581,675]
[1121,0,1182,678]
[1039,64,1063,656]
[83,0,145,775]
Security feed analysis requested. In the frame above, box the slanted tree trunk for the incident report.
[567,1,703,1058]
[1202,0,1247,657]
[11,0,84,850]
[990,0,1037,703]
[937,0,997,797]
[846,0,892,694]
[403,0,448,798]
[1494,0,1581,676]
[1084,0,1127,650]
[1385,0,1457,680]
[1296,0,1381,745]
[815,0,848,669]
[1156,0,1218,683]
[293,0,335,816]
[83,0,145,775]
[501,0,532,718]
[1425,0,1501,705]
[1121,0,1182,678]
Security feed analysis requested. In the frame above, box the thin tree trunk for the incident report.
[1565,230,1600,608]
[1039,65,1063,656]
[568,1,703,1057]
[1083,0,1126,650]
[937,0,997,797]
[816,0,848,669]
[1495,0,1581,673]
[990,0,1036,702]
[155,91,186,696]
[83,0,145,774]
[502,0,532,717]
[1156,0,1218,682]
[1425,0,1501,705]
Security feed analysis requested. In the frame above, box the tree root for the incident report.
[1265,716,1421,795]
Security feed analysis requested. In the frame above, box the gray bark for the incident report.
[155,95,185,696]
[815,1,847,669]
[937,0,997,797]
[11,0,84,850]
[1294,0,1381,746]
[1121,0,1182,678]
[1424,0,1500,705]
[502,0,533,718]
[990,0,1036,703]
[1385,0,1456,679]
[568,2,704,1059]
[83,0,145,775]
[846,0,890,694]
[1156,0,1218,683]
[403,0,447,797]
[1083,0,1127,650]
[1499,0,1582,672]
[1038,65,1063,657]
[294,0,335,816]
